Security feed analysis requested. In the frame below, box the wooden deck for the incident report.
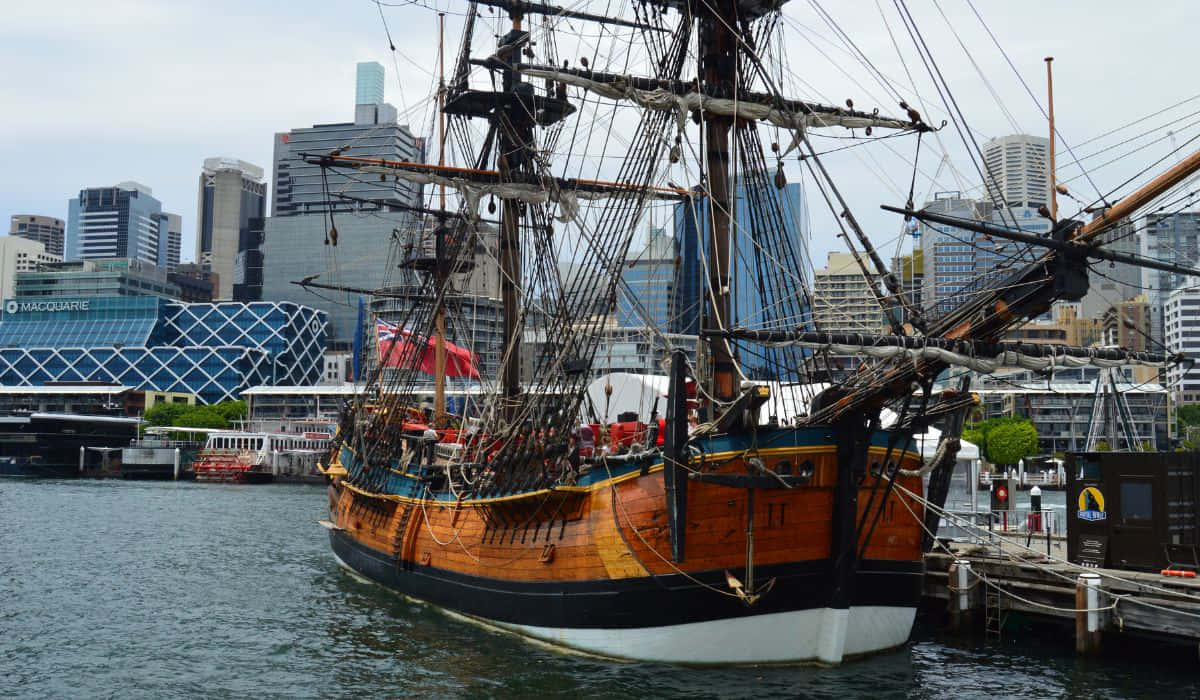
[924,542,1200,652]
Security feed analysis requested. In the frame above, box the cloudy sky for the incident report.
[2,0,1198,267]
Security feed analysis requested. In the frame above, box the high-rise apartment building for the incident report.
[9,215,65,258]
[1138,211,1200,346]
[0,236,60,300]
[261,64,422,345]
[196,158,266,300]
[65,182,178,267]
[812,252,884,333]
[1165,281,1200,405]
[982,134,1050,209]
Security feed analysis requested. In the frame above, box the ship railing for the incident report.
[127,438,202,449]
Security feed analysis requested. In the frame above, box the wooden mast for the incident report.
[1045,56,1057,220]
[498,12,527,412]
[435,11,448,422]
[701,0,738,405]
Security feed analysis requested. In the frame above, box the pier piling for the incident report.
[1076,572,1104,654]
[948,560,975,630]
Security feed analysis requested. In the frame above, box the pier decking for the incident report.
[923,541,1200,652]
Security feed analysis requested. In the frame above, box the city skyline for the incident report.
[2,2,1199,271]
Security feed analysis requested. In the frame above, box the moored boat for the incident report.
[0,413,141,478]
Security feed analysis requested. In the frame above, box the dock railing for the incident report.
[938,505,1063,555]
[979,470,1064,488]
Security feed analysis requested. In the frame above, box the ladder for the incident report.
[985,588,1006,640]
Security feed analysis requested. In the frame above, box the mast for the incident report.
[435,11,448,422]
[1046,56,1057,220]
[498,12,529,409]
[700,0,738,404]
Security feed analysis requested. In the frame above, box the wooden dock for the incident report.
[923,542,1200,653]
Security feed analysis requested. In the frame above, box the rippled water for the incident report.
[0,480,1192,699]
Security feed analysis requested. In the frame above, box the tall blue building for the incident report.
[672,181,810,335]
[66,182,178,267]
[616,229,676,329]
[0,297,325,404]
[671,180,810,377]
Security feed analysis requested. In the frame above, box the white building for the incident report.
[1165,281,1200,404]
[812,251,883,332]
[0,236,60,300]
[981,134,1050,209]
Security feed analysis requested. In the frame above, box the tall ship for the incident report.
[312,0,1196,663]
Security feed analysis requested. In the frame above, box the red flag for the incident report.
[376,320,480,379]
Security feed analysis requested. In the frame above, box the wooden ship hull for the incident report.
[325,427,925,664]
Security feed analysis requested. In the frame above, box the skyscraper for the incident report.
[66,182,178,266]
[9,215,65,258]
[616,229,676,329]
[671,181,809,336]
[164,213,182,272]
[1138,211,1200,345]
[196,158,266,299]
[981,134,1050,209]
[671,180,810,378]
[355,61,385,107]
[261,64,422,345]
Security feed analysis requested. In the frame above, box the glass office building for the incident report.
[0,297,326,404]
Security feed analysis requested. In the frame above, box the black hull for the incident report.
[328,528,924,631]
[0,460,80,478]
[121,467,195,481]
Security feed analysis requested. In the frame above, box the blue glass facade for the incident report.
[0,298,326,404]
[616,231,676,329]
[671,181,811,377]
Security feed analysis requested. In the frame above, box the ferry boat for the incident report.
[120,429,205,480]
[192,426,333,483]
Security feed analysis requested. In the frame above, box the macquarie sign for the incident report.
[4,300,90,314]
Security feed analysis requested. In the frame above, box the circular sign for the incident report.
[4,300,17,314]
[996,485,1009,502]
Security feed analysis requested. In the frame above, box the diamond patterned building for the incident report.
[0,297,325,404]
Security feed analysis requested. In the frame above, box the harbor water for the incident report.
[0,479,1193,698]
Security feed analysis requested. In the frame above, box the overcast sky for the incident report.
[2,1,1198,268]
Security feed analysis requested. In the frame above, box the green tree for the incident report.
[211,400,247,424]
[985,421,1039,466]
[962,416,1040,466]
[173,406,229,429]
[144,402,192,427]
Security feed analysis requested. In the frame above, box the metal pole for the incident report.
[173,447,181,481]
[1045,56,1057,221]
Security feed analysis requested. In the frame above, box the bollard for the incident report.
[173,447,181,481]
[1075,572,1103,654]
[1030,485,1042,533]
[948,560,974,631]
